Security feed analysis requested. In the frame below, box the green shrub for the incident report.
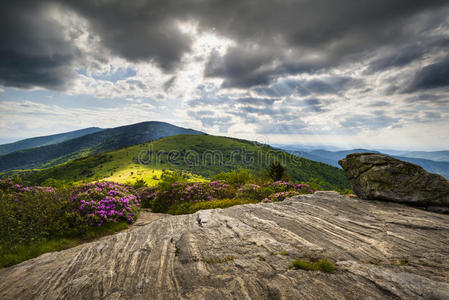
[212,168,254,185]
[41,178,74,189]
[262,191,300,203]
[132,178,147,189]
[136,186,158,208]
[167,198,259,215]
[289,259,336,273]
[0,179,137,268]
[0,183,75,246]
[236,184,273,201]
[150,180,236,213]
[158,170,186,190]
[268,162,288,181]
[300,178,324,191]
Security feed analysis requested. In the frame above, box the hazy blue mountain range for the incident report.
[0,127,103,155]
[284,148,449,180]
[384,151,449,162]
[0,122,205,171]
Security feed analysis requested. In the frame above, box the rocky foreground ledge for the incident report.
[1,192,449,300]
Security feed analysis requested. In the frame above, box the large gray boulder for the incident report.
[339,153,449,210]
[1,192,449,299]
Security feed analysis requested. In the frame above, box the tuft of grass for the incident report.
[205,255,235,264]
[279,251,289,256]
[0,222,128,268]
[166,198,259,215]
[289,259,336,273]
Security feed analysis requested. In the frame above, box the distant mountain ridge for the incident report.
[390,151,449,162]
[284,148,449,180]
[0,127,103,155]
[0,121,205,171]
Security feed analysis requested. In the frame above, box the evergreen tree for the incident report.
[268,161,286,181]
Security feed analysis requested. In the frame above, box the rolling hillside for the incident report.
[0,127,103,155]
[0,122,205,171]
[21,135,350,191]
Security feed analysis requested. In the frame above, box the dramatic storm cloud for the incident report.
[0,0,448,149]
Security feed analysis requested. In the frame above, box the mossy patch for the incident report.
[205,255,235,264]
[289,259,336,273]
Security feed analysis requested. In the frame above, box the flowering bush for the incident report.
[261,183,315,203]
[270,181,314,194]
[262,191,300,203]
[71,182,140,227]
[138,178,316,212]
[236,184,273,201]
[137,186,158,208]
[270,180,293,192]
[0,178,56,197]
[145,181,236,213]
[0,179,72,245]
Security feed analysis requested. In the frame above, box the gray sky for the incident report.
[1,0,448,150]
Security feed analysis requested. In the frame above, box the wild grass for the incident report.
[205,255,235,264]
[289,259,336,273]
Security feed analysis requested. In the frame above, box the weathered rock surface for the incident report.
[339,153,449,210]
[1,192,449,299]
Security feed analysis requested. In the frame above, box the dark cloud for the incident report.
[1,0,449,92]
[365,46,425,74]
[404,93,449,105]
[365,37,449,74]
[0,1,79,89]
[204,47,276,88]
[63,1,191,71]
[404,55,449,93]
[202,0,449,87]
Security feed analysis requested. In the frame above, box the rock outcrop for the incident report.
[339,153,449,211]
[1,192,449,299]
